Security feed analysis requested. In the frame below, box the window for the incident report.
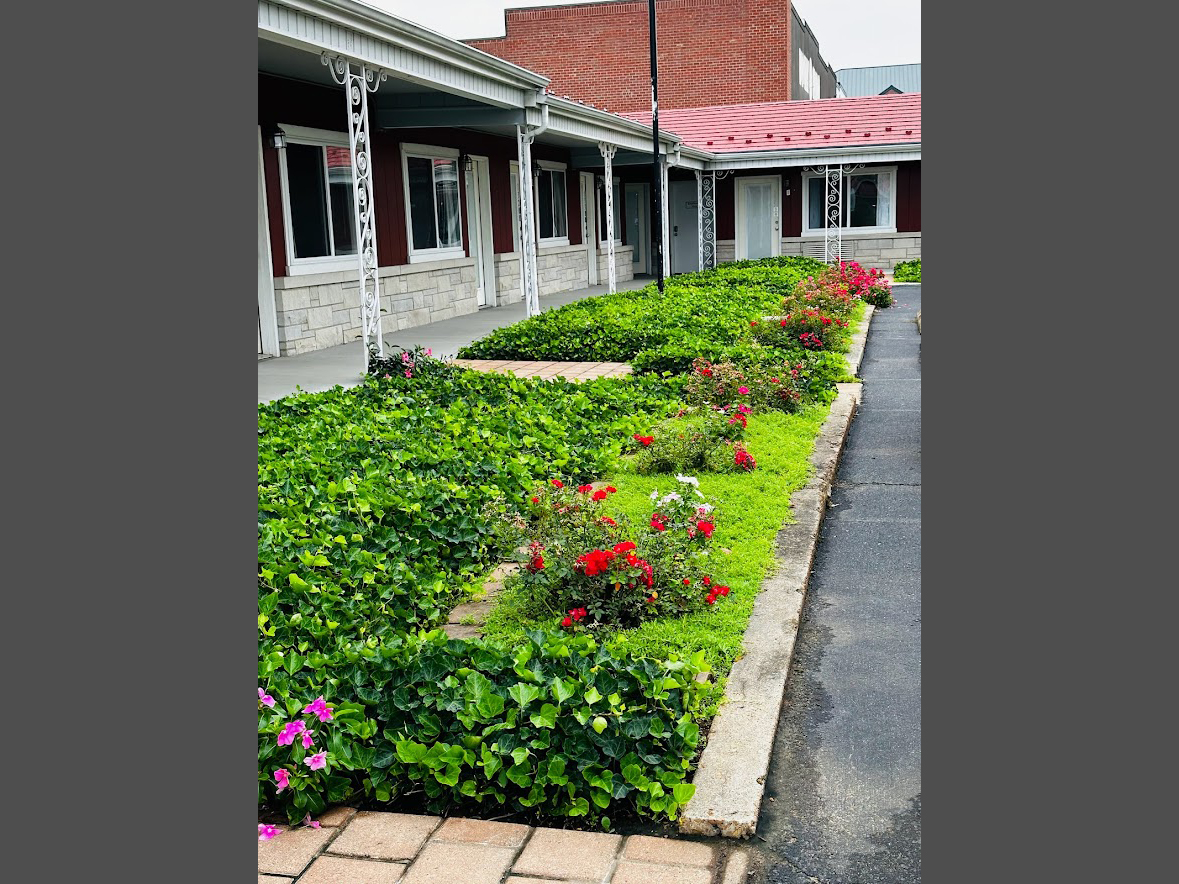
[803,167,895,234]
[401,144,464,261]
[598,178,622,244]
[508,161,570,248]
[277,125,358,273]
[536,163,568,242]
[797,49,819,100]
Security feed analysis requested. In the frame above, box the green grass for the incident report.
[480,403,831,713]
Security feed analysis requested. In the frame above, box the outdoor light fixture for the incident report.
[268,125,286,149]
[459,153,473,172]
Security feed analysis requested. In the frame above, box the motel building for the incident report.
[257,0,921,359]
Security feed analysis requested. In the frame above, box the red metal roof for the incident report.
[621,93,920,154]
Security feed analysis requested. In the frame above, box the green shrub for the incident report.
[752,309,852,352]
[893,258,921,282]
[457,256,827,369]
[260,629,708,824]
[629,408,757,476]
[684,357,807,413]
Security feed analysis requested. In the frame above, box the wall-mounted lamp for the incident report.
[459,153,473,172]
[267,125,286,149]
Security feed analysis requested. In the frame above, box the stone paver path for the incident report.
[260,810,752,883]
[450,360,632,382]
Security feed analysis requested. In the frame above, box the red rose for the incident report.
[703,576,712,586]
[531,497,540,504]
[551,479,564,489]
[577,484,593,493]
[697,520,715,538]
[592,490,608,501]
[682,578,691,586]
[606,486,617,493]
[561,616,572,627]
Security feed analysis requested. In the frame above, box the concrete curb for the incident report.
[679,381,863,838]
[845,305,874,378]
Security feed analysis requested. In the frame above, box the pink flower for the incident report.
[738,386,749,395]
[738,405,752,415]
[425,348,433,356]
[404,370,413,378]
[258,824,280,841]
[303,814,321,829]
[277,720,306,747]
[273,769,290,792]
[258,688,275,708]
[301,732,315,750]
[304,752,328,771]
[302,696,333,722]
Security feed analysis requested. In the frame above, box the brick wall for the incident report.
[466,0,792,113]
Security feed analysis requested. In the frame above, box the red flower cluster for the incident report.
[560,607,588,628]
[734,444,757,471]
[577,484,593,493]
[600,516,617,527]
[551,479,564,489]
[696,520,715,538]
[577,548,615,576]
[592,490,608,501]
[705,583,731,605]
[650,513,668,532]
[525,541,546,573]
[799,332,824,350]
[633,434,654,447]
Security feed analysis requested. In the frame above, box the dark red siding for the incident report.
[262,144,288,278]
[782,168,803,238]
[896,161,921,232]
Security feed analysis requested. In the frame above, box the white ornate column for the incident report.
[824,163,843,265]
[516,126,540,317]
[323,54,387,371]
[660,156,671,278]
[598,142,617,293]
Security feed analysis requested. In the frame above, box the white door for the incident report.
[625,183,648,274]
[736,176,781,260]
[257,127,280,357]
[670,180,700,274]
[580,172,599,286]
[465,157,496,307]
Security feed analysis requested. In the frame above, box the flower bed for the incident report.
[258,257,876,832]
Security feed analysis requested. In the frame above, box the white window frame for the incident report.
[801,165,897,237]
[400,142,466,264]
[598,176,622,246]
[509,161,521,254]
[535,159,570,246]
[276,124,360,276]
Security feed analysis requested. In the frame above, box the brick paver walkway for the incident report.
[260,809,751,883]
[450,360,632,382]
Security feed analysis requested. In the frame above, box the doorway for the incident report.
[736,175,781,261]
[670,179,700,274]
[464,156,496,307]
[580,172,599,286]
[625,182,649,274]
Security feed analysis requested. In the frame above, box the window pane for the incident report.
[434,158,462,249]
[537,170,554,239]
[848,175,879,227]
[551,170,567,238]
[807,177,825,230]
[287,143,330,258]
[407,156,437,251]
[326,147,356,256]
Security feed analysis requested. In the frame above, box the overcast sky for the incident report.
[365,1,920,72]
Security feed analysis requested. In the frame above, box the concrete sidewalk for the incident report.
[258,277,651,404]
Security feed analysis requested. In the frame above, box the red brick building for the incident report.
[466,0,837,114]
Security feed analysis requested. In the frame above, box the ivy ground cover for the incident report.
[259,256,879,831]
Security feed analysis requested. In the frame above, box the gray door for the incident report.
[670,180,699,274]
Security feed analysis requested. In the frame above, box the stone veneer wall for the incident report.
[273,258,478,356]
[274,245,639,356]
[714,232,920,272]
